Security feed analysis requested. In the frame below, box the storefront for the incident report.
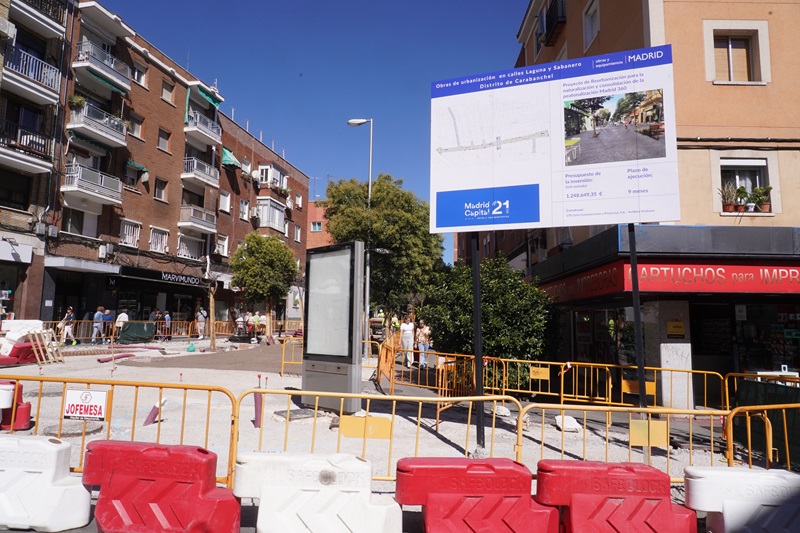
[533,225,800,396]
[108,267,213,321]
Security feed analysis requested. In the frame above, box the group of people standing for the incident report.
[59,306,130,345]
[399,315,433,368]
[148,308,172,341]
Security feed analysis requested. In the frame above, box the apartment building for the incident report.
[457,0,800,385]
[0,1,312,325]
[307,200,332,250]
[0,0,68,321]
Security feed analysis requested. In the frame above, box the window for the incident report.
[177,235,203,260]
[120,219,141,247]
[284,220,289,238]
[219,190,231,213]
[161,80,174,103]
[533,6,546,58]
[154,178,167,201]
[132,62,147,87]
[150,227,168,253]
[703,20,771,84]
[311,221,322,232]
[294,225,301,243]
[0,179,29,210]
[128,115,143,138]
[123,165,138,187]
[294,193,303,209]
[257,198,285,232]
[157,129,170,152]
[239,199,249,221]
[583,0,600,50]
[721,158,768,194]
[62,207,84,234]
[241,157,251,175]
[215,235,228,256]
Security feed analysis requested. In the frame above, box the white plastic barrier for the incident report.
[685,466,800,532]
[234,452,401,533]
[0,435,90,532]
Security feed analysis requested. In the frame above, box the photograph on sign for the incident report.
[63,389,108,421]
[430,45,679,233]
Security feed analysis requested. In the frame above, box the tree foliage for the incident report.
[418,258,559,360]
[319,174,443,313]
[611,92,647,122]
[230,232,298,305]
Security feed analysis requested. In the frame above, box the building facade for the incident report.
[0,1,309,326]
[457,0,800,394]
[306,200,332,250]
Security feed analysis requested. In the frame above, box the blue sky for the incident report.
[100,0,526,263]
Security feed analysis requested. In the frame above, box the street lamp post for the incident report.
[347,118,373,358]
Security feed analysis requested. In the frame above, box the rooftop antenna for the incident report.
[212,79,218,89]
[186,46,190,70]
[245,119,249,132]
[259,130,263,142]
[271,140,275,151]
[231,107,235,121]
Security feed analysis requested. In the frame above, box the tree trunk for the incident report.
[208,284,216,350]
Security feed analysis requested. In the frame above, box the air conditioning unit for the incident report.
[105,243,114,255]
[98,246,107,259]
[34,222,46,235]
[0,18,17,41]
[47,225,59,238]
[250,207,260,219]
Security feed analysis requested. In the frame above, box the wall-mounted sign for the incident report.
[63,389,108,421]
[667,321,685,339]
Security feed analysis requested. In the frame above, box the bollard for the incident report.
[142,398,167,426]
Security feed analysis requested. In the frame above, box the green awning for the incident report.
[126,160,147,172]
[222,147,241,168]
[197,85,222,108]
[85,70,127,95]
[68,131,113,152]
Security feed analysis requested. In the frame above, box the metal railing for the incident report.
[75,41,131,82]
[18,0,67,25]
[69,104,126,139]
[186,110,221,139]
[4,46,60,91]
[280,337,303,376]
[0,118,52,159]
[179,204,216,229]
[64,163,122,201]
[183,157,219,185]
[726,402,800,470]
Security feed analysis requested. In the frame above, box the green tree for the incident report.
[611,91,647,123]
[418,257,558,360]
[230,232,298,317]
[319,174,443,313]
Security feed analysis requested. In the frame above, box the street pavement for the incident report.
[566,122,665,166]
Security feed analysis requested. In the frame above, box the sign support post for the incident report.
[470,232,485,449]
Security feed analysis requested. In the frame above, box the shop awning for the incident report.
[85,70,127,95]
[125,160,147,172]
[222,147,241,168]
[68,131,113,152]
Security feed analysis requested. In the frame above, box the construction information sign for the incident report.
[63,389,108,421]
[430,45,678,233]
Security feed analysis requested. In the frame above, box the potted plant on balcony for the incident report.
[718,182,737,212]
[67,95,86,110]
[749,186,773,213]
[735,186,749,212]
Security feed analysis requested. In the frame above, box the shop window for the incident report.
[154,178,167,201]
[703,20,771,84]
[120,219,141,247]
[149,227,168,253]
[583,0,600,51]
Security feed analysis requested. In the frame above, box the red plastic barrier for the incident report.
[396,457,557,533]
[535,460,696,533]
[82,441,239,533]
[1,401,31,430]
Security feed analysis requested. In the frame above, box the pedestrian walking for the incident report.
[102,309,113,343]
[60,306,77,346]
[196,306,208,340]
[91,306,104,345]
[114,308,129,342]
[400,315,415,368]
[415,319,432,368]
[163,310,172,341]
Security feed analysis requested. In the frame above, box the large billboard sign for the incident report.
[430,45,678,233]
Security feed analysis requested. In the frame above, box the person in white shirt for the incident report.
[114,309,129,342]
[400,315,415,368]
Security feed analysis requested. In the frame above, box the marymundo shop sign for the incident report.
[109,266,212,287]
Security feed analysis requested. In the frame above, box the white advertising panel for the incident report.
[430,45,678,233]
[305,247,355,357]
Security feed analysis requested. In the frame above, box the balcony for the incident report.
[3,45,61,105]
[184,110,221,147]
[66,104,126,148]
[0,119,53,174]
[178,204,217,235]
[181,157,219,189]
[177,235,205,261]
[10,0,67,39]
[543,0,566,46]
[72,41,131,93]
[62,163,122,206]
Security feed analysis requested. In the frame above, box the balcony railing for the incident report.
[75,41,131,83]
[177,236,205,260]
[186,110,221,139]
[544,0,567,46]
[0,119,51,159]
[179,204,216,230]
[18,0,67,25]
[4,46,61,92]
[183,157,219,184]
[64,163,122,202]
[69,104,126,139]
